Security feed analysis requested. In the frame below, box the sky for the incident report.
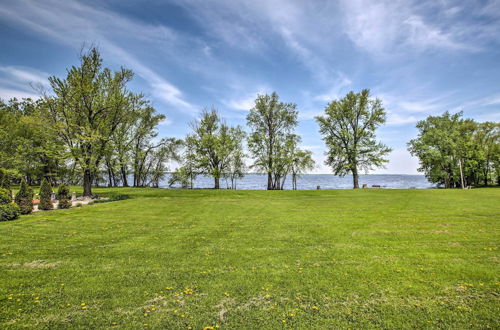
[0,0,499,174]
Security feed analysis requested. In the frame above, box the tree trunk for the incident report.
[267,172,272,190]
[83,169,92,197]
[352,167,359,189]
[458,159,465,189]
[120,165,129,187]
[214,176,220,189]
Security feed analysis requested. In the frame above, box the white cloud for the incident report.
[223,87,271,111]
[0,66,51,100]
[386,113,420,126]
[0,0,196,113]
[340,0,478,56]
[0,88,39,100]
[0,66,50,87]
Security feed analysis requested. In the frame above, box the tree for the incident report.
[43,47,134,196]
[316,89,391,189]
[0,98,65,185]
[39,178,53,210]
[188,108,243,189]
[15,179,34,214]
[57,184,72,209]
[169,139,198,189]
[247,92,299,190]
[224,127,247,189]
[409,112,499,188]
[291,149,315,190]
[474,122,500,186]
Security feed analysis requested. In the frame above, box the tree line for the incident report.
[0,48,498,195]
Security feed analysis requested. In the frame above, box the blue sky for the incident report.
[1,0,499,174]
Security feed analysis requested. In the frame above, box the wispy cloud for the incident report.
[0,0,197,113]
[339,0,484,57]
[0,66,51,100]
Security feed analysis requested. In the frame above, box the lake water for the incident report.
[162,174,434,190]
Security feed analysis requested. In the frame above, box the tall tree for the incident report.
[291,149,315,190]
[247,92,299,190]
[188,108,243,189]
[316,89,391,189]
[409,112,499,188]
[224,127,246,189]
[43,48,133,196]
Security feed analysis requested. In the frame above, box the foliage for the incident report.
[38,178,53,210]
[291,149,315,190]
[0,187,19,221]
[316,89,391,188]
[0,187,12,204]
[168,167,192,189]
[15,179,34,214]
[57,184,72,209]
[408,112,499,188]
[0,203,20,221]
[43,47,135,196]
[0,187,499,327]
[0,168,13,197]
[247,92,299,190]
[188,108,245,189]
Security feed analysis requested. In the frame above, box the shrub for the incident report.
[39,178,53,211]
[57,184,72,209]
[0,168,12,197]
[0,187,20,221]
[15,179,34,214]
[0,203,20,221]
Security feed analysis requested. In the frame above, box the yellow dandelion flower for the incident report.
[311,306,319,310]
[203,327,215,330]
[224,292,230,297]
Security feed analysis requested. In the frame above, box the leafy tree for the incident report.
[43,47,134,196]
[316,89,391,189]
[57,184,72,209]
[15,179,34,214]
[39,178,53,210]
[169,139,199,189]
[247,92,299,190]
[409,112,499,188]
[291,149,315,190]
[188,108,243,189]
[147,138,183,188]
[129,103,167,187]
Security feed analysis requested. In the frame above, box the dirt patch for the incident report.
[10,260,61,269]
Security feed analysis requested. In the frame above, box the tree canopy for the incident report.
[316,89,391,188]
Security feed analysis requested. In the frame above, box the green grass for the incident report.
[1,188,499,329]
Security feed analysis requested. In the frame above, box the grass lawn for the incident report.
[0,188,499,329]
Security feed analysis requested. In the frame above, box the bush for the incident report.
[0,187,20,221]
[15,179,34,214]
[39,178,53,211]
[57,184,72,209]
[0,203,20,221]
